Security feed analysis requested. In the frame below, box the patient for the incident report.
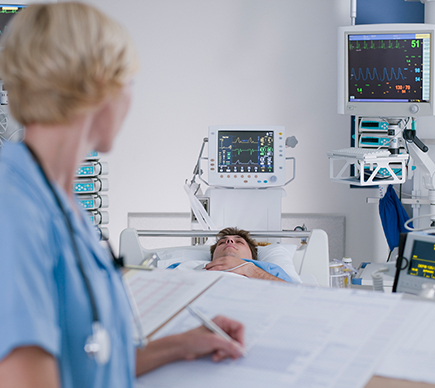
[169,227,293,282]
[205,227,290,282]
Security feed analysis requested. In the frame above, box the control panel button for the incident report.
[410,104,419,114]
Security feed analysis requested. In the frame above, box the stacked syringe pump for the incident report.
[0,82,110,240]
[327,117,415,187]
[328,116,435,229]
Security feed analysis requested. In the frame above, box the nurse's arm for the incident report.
[136,315,245,376]
[0,346,59,388]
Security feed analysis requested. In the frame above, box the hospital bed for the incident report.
[119,228,330,287]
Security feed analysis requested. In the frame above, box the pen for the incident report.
[186,305,246,356]
[123,264,154,271]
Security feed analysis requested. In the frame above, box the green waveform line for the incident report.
[233,148,257,155]
[349,39,405,51]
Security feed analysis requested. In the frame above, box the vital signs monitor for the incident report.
[208,125,286,188]
[338,24,435,117]
[393,232,435,295]
[0,4,26,37]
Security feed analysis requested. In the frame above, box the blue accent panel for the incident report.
[86,150,99,158]
[73,182,94,192]
[76,166,95,176]
[361,262,370,268]
[79,199,94,209]
[356,0,424,24]
[352,278,362,285]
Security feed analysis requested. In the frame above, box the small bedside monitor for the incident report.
[208,125,286,188]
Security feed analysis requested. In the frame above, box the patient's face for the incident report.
[212,235,253,261]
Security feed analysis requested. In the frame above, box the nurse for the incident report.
[0,2,244,388]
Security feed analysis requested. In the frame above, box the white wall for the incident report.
[78,0,390,266]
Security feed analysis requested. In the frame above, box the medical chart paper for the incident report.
[136,276,407,388]
[376,298,435,384]
[123,269,221,338]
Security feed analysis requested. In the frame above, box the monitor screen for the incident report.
[217,130,274,174]
[208,126,286,188]
[407,239,435,279]
[0,4,25,36]
[338,24,435,117]
[393,232,435,294]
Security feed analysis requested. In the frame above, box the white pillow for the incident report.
[153,243,301,283]
[258,244,301,283]
[154,246,210,268]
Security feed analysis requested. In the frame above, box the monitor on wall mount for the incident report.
[338,23,435,118]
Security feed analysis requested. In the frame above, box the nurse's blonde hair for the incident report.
[0,2,139,125]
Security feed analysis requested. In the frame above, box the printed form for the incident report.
[123,269,221,339]
[376,298,435,384]
[136,275,409,388]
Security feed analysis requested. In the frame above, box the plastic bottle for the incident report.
[342,257,353,288]
[329,262,345,288]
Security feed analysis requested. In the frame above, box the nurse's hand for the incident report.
[136,315,245,376]
[179,315,245,362]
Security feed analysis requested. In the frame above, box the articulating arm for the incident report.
[403,129,435,224]
[405,131,435,191]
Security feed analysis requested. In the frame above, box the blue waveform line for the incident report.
[350,67,406,82]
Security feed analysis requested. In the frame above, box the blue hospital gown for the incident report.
[0,142,135,387]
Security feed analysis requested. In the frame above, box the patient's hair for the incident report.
[0,2,139,125]
[210,227,258,261]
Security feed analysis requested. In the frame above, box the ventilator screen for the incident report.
[408,239,435,279]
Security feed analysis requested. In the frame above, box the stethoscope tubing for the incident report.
[25,143,100,324]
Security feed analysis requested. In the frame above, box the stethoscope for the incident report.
[26,143,114,365]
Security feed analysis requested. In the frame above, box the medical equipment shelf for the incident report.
[327,150,409,186]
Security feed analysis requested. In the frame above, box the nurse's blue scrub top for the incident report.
[0,142,135,387]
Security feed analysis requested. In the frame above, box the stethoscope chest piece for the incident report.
[84,321,111,365]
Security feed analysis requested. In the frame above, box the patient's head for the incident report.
[210,227,258,261]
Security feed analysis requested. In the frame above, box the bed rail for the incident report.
[134,230,311,239]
